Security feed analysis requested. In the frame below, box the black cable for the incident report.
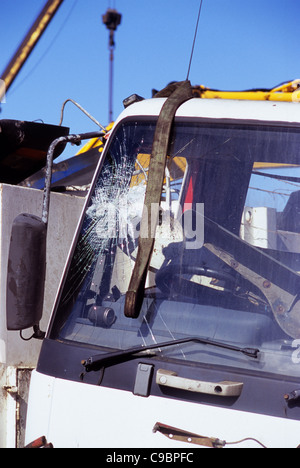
[186,0,204,81]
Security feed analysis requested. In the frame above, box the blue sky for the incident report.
[0,0,300,160]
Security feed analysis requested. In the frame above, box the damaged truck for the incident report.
[5,79,300,448]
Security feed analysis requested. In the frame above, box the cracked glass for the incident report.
[50,118,300,379]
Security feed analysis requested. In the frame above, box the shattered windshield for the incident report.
[51,118,300,378]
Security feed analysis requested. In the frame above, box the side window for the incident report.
[241,163,300,255]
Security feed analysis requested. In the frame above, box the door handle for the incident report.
[156,369,243,397]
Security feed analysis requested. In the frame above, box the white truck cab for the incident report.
[7,82,300,448]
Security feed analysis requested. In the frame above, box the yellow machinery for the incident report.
[192,79,300,102]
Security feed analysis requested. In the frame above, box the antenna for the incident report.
[102,8,122,122]
[186,0,204,81]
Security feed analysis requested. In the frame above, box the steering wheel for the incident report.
[156,263,237,297]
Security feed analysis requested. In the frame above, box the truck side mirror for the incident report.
[6,213,47,337]
[6,130,104,339]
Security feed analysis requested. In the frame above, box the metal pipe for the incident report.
[42,131,104,226]
[109,46,114,123]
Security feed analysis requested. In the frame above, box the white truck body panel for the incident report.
[114,97,300,126]
[25,370,300,449]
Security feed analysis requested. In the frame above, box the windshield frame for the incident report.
[48,113,300,322]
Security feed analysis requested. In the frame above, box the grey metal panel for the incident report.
[0,184,85,448]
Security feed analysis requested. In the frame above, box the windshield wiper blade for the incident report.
[81,337,259,373]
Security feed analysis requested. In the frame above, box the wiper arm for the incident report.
[81,337,259,373]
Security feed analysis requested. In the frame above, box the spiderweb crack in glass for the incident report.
[85,156,144,256]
